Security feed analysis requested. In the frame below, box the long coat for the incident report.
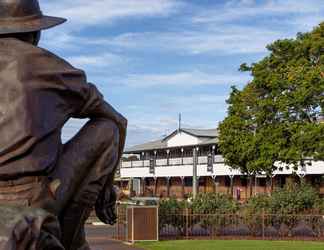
[0,38,109,179]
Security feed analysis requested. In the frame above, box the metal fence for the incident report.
[159,210,324,240]
[87,207,324,241]
[112,205,128,241]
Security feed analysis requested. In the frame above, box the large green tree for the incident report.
[219,22,324,182]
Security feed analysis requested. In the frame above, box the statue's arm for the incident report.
[76,82,127,128]
[71,82,127,150]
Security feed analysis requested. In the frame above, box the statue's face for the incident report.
[20,31,41,45]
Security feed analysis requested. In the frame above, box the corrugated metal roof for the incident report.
[125,139,167,153]
[124,128,218,153]
[181,128,218,137]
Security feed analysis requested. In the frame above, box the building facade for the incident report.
[117,128,324,200]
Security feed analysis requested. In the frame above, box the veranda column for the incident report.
[142,152,145,167]
[141,177,145,197]
[181,148,184,165]
[166,177,171,197]
[180,176,185,198]
[154,177,158,197]
[212,175,217,193]
[229,168,234,198]
[193,147,198,199]
[129,177,134,197]
[166,149,170,166]
[270,174,276,193]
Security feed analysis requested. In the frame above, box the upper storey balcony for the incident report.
[119,128,324,179]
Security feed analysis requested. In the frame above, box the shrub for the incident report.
[190,193,239,231]
[270,183,320,214]
[244,194,271,213]
[191,193,238,214]
[159,198,188,235]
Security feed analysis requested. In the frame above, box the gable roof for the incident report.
[162,128,218,142]
[124,128,218,153]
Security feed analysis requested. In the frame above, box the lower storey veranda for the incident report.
[115,175,324,200]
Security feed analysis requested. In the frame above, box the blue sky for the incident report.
[41,0,324,146]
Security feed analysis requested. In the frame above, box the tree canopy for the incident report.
[219,22,324,176]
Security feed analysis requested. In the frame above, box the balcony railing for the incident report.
[121,155,224,168]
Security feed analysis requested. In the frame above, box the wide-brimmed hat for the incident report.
[0,0,66,34]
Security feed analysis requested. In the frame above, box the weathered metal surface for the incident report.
[0,0,66,34]
[0,206,63,250]
[0,0,127,249]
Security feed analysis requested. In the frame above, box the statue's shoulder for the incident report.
[0,38,76,71]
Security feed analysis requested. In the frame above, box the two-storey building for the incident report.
[117,128,324,200]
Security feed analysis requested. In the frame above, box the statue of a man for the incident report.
[0,0,127,249]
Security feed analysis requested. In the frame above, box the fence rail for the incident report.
[159,211,324,240]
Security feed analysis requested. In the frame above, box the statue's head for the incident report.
[0,0,66,45]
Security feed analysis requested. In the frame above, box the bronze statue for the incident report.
[0,0,127,249]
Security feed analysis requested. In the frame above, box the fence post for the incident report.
[262,208,265,239]
[185,207,189,239]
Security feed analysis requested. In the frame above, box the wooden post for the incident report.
[262,208,265,239]
[193,147,198,199]
[185,207,189,239]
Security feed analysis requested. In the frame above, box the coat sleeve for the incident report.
[27,47,123,122]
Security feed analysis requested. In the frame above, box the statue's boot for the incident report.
[59,202,92,250]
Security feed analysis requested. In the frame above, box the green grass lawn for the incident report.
[136,240,324,250]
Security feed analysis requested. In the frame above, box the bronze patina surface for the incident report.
[0,0,66,34]
[0,0,127,249]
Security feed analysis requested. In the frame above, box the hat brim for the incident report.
[0,15,67,35]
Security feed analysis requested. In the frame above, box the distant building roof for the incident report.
[181,128,218,138]
[125,128,218,153]
[125,139,167,153]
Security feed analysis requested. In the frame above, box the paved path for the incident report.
[86,225,143,250]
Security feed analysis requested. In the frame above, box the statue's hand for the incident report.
[95,186,117,225]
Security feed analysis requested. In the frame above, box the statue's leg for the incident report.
[50,118,120,250]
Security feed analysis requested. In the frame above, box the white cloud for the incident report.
[89,25,284,55]
[67,52,127,69]
[41,0,324,56]
[42,0,183,28]
[114,70,251,88]
[192,0,324,24]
